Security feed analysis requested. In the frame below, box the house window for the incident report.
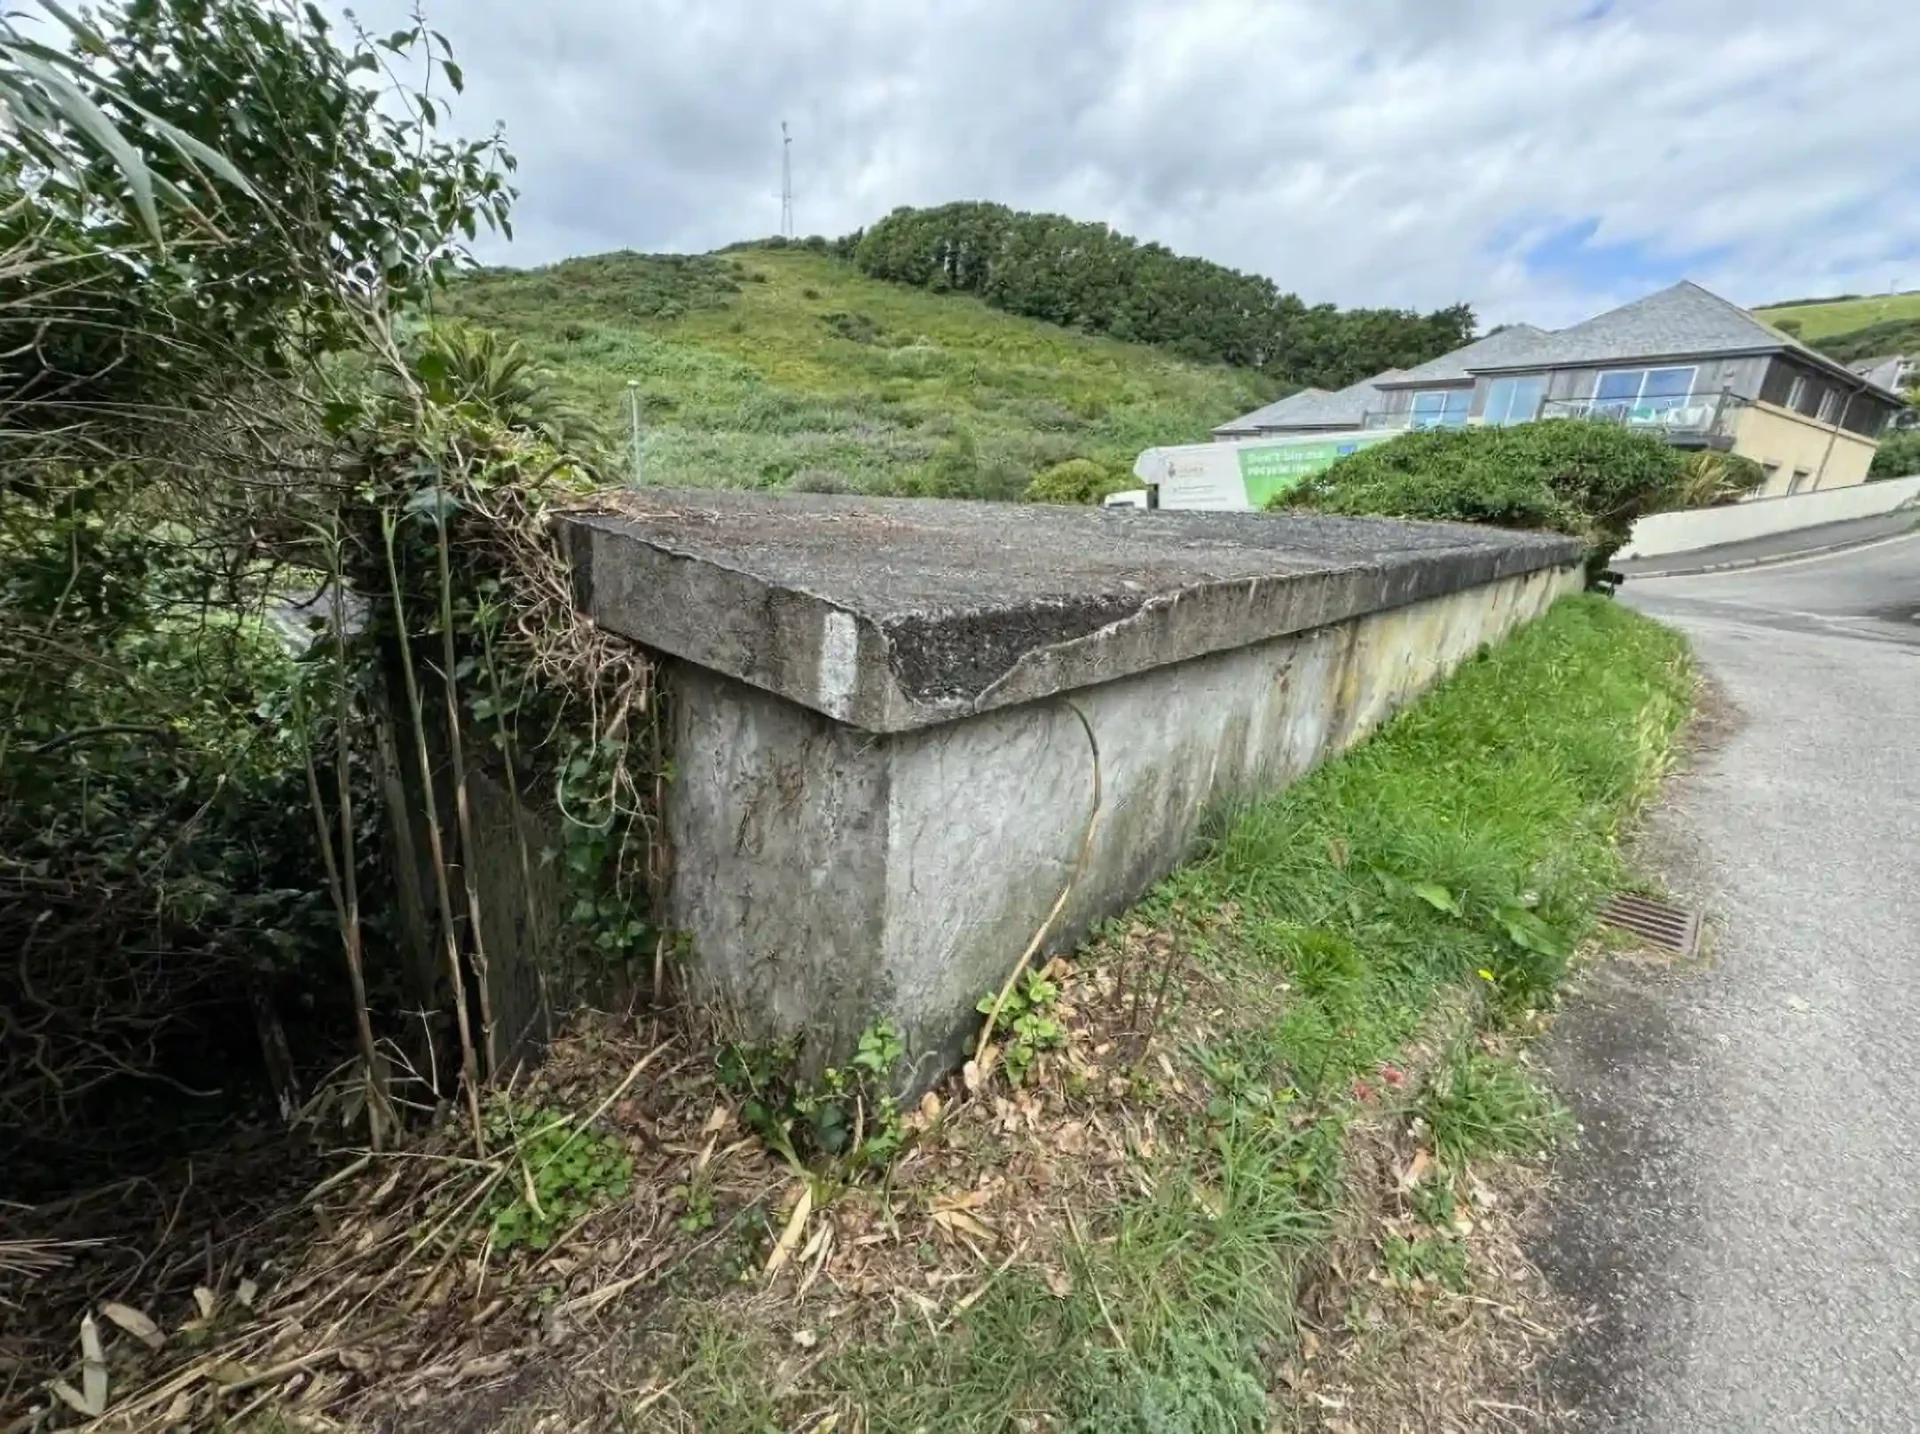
[1788,468,1812,494]
[1484,375,1548,426]
[1593,366,1698,418]
[1409,389,1472,430]
[1786,375,1809,411]
[1817,388,1842,423]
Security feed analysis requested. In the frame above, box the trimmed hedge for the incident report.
[1274,420,1689,578]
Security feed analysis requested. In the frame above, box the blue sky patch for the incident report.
[1521,217,1732,291]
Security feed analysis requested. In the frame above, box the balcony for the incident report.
[1537,392,1747,448]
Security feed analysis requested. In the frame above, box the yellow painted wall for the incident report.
[1730,403,1879,495]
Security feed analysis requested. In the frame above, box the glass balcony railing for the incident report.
[1537,392,1748,442]
[1356,391,1749,444]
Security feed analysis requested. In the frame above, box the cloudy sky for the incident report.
[338,0,1920,328]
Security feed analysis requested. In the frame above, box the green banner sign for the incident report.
[1237,438,1374,507]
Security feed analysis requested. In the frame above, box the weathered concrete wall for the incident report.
[603,491,1585,1081]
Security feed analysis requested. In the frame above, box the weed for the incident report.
[1382,1231,1468,1291]
[977,967,1066,1084]
[717,1020,907,1176]
[480,1101,634,1252]
[1420,1046,1569,1168]
[1408,1175,1457,1229]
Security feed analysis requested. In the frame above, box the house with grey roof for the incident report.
[1215,281,1908,495]
[1212,371,1404,439]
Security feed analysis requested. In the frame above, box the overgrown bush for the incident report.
[1870,427,1920,479]
[1276,420,1689,576]
[1024,457,1123,505]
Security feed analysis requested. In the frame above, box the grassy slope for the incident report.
[1755,291,1920,342]
[654,596,1694,1432]
[437,247,1277,498]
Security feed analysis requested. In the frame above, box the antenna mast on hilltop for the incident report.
[779,121,794,239]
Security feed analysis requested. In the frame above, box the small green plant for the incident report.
[671,1171,718,1234]
[977,968,1066,1084]
[1408,1174,1457,1229]
[1382,1231,1468,1291]
[481,1101,635,1252]
[1419,1048,1568,1168]
[717,1021,906,1176]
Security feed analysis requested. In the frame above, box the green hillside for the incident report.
[436,246,1278,498]
[1755,291,1920,342]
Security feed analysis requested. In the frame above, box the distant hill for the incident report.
[439,246,1277,498]
[1754,291,1920,343]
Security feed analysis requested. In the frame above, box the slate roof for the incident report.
[1371,325,1550,387]
[1848,355,1911,393]
[1471,282,1791,371]
[1213,371,1402,435]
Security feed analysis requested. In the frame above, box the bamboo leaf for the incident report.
[101,1301,165,1351]
[79,1312,108,1414]
[763,1183,812,1278]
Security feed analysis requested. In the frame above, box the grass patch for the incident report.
[568,597,1693,1433]
[436,247,1275,499]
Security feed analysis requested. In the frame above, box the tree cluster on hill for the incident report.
[1811,316,1920,366]
[850,202,1475,391]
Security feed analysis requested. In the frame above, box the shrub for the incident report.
[1024,457,1123,505]
[1277,420,1688,576]
[1869,427,1920,479]
[1676,450,1768,507]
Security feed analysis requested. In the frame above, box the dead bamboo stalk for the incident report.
[382,507,486,1152]
[325,527,391,1142]
[431,482,498,1079]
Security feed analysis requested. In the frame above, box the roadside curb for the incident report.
[1619,518,1920,581]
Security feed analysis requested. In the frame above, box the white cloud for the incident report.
[336,0,1920,327]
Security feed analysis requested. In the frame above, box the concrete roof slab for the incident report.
[562,490,1583,732]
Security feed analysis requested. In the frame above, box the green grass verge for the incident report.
[436,247,1275,500]
[1754,290,1920,342]
[665,596,1693,1432]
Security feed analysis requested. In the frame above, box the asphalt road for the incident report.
[1537,532,1920,1432]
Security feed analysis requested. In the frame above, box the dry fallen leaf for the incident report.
[50,1380,93,1418]
[236,1278,259,1310]
[101,1301,165,1352]
[764,1183,814,1278]
[1398,1149,1434,1192]
[930,1208,995,1244]
[1044,1266,1074,1299]
[931,1188,993,1215]
[702,1105,731,1135]
[791,1329,818,1349]
[79,1313,107,1415]
[193,1287,217,1320]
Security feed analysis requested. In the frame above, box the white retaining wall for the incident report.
[1621,475,1920,560]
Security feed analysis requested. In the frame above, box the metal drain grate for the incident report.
[1598,892,1700,956]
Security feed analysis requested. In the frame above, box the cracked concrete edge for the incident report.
[562,507,1583,733]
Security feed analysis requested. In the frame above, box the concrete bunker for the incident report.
[558,491,1585,1083]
